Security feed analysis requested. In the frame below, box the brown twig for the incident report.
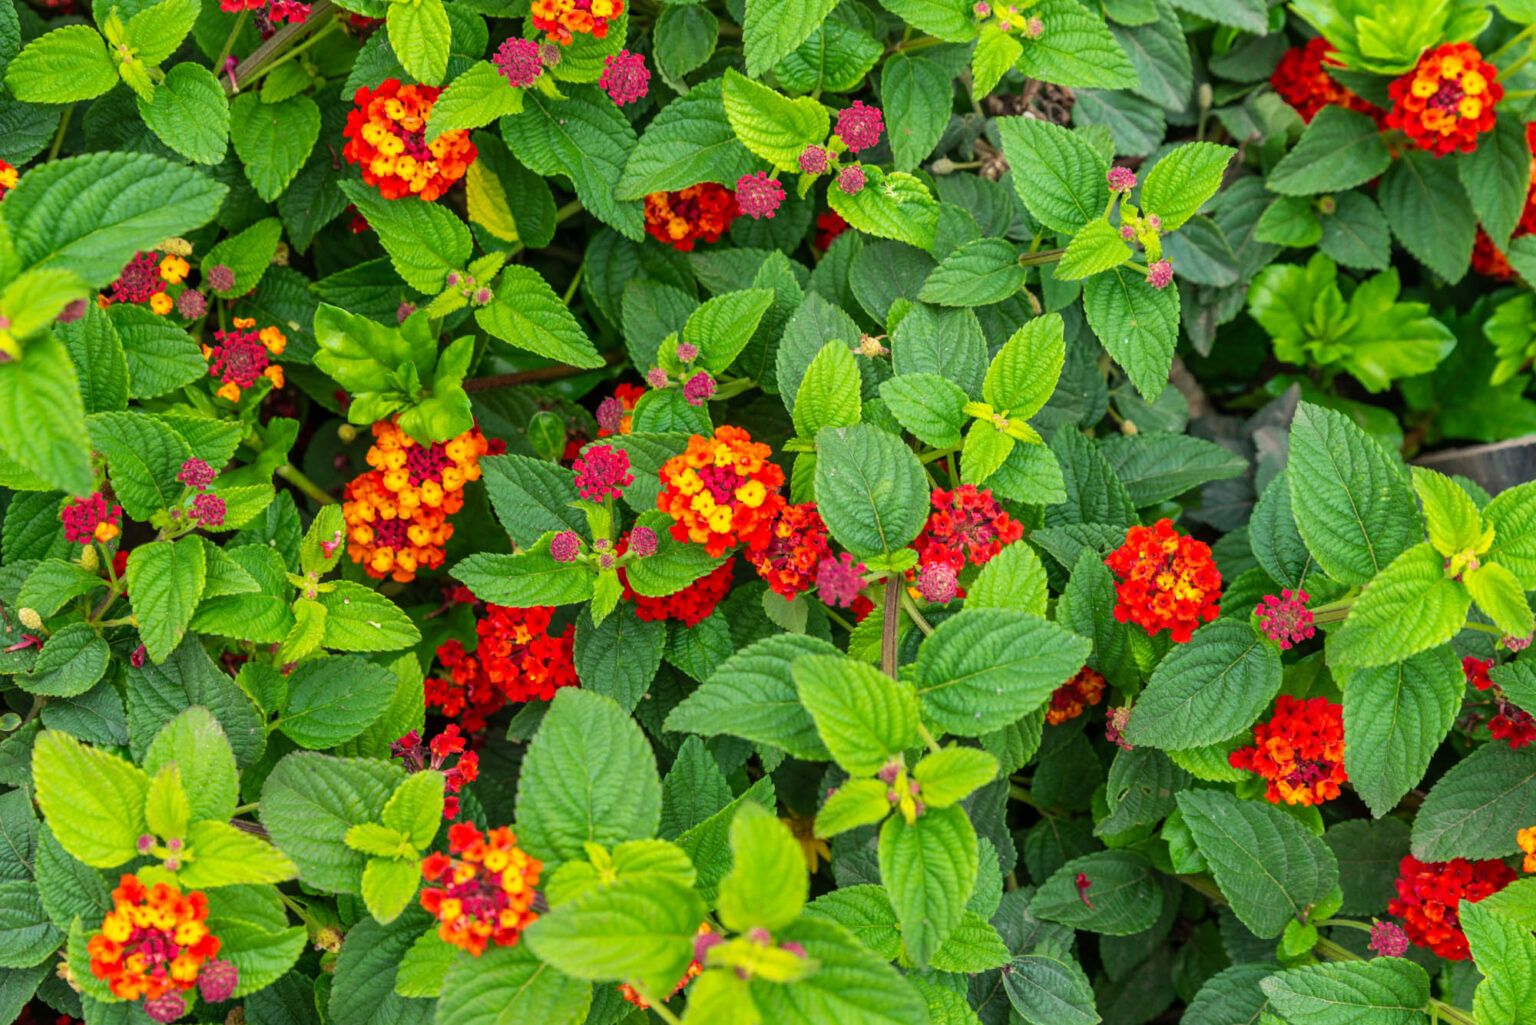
[463,351,626,392]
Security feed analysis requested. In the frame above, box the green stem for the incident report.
[46,106,73,162]
[241,19,341,86]
[231,802,259,816]
[1491,20,1536,61]
[1463,621,1504,635]
[629,985,683,1025]
[1314,918,1373,933]
[561,263,584,305]
[277,463,336,506]
[215,10,249,72]
[1018,248,1066,267]
[918,445,961,465]
[915,720,942,755]
[901,590,935,637]
[1498,44,1535,82]
[463,350,626,392]
[820,602,854,632]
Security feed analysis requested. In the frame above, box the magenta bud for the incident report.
[781,941,806,957]
[747,927,772,945]
[694,930,723,961]
[136,834,155,854]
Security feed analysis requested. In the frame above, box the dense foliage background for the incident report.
[4,0,1536,1022]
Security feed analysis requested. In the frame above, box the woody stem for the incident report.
[1017,248,1066,267]
[463,350,626,392]
[225,0,334,93]
[880,578,901,679]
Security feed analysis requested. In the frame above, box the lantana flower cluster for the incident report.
[102,249,195,317]
[87,875,234,1022]
[596,383,644,437]
[1270,38,1378,123]
[427,605,578,731]
[749,503,833,601]
[1387,854,1516,960]
[390,726,480,819]
[531,0,623,45]
[342,79,477,201]
[62,493,122,545]
[1386,42,1502,157]
[644,183,739,251]
[1105,519,1221,643]
[343,420,492,582]
[419,823,542,956]
[1228,695,1347,807]
[203,317,286,402]
[1463,655,1536,748]
[657,425,786,557]
[1046,667,1106,726]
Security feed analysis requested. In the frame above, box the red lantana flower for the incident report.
[425,605,578,731]
[1270,38,1377,123]
[419,823,541,956]
[644,184,739,251]
[657,426,786,557]
[622,555,736,627]
[1047,667,1106,726]
[912,485,1024,575]
[749,503,832,600]
[1386,42,1502,156]
[1104,519,1220,643]
[1388,855,1516,960]
[1228,695,1347,807]
[342,79,477,201]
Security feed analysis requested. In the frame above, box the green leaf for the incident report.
[1110,0,1191,107]
[17,623,108,698]
[685,288,774,374]
[259,752,402,894]
[1287,401,1419,585]
[615,79,755,200]
[436,943,591,1025]
[793,340,862,437]
[318,581,421,652]
[454,549,596,608]
[881,54,950,171]
[386,0,450,85]
[966,542,1049,616]
[278,656,399,749]
[918,238,1024,306]
[1466,561,1535,639]
[136,62,228,165]
[0,338,91,496]
[1413,742,1536,861]
[56,304,127,414]
[1344,646,1462,819]
[425,62,523,143]
[31,729,148,868]
[1318,191,1392,271]
[996,116,1109,234]
[361,856,421,925]
[817,779,893,837]
[126,539,207,664]
[524,876,705,997]
[665,633,839,761]
[1459,115,1532,249]
[200,216,281,299]
[915,609,1091,736]
[382,771,444,851]
[1124,618,1281,749]
[1081,265,1181,400]
[4,25,116,103]
[879,805,977,968]
[144,705,237,823]
[721,67,831,172]
[396,932,457,999]
[961,423,1015,487]
[774,19,880,95]
[1002,950,1099,1025]
[1016,0,1138,89]
[793,654,919,776]
[340,180,471,294]
[928,911,1009,972]
[749,915,929,1025]
[1378,149,1475,284]
[1140,142,1233,230]
[109,304,206,399]
[0,879,56,969]
[516,689,660,868]
[1487,481,1536,588]
[984,312,1066,417]
[123,0,198,66]
[743,0,835,76]
[2,151,225,288]
[1267,107,1392,197]
[179,819,297,888]
[88,410,189,518]
[1260,960,1430,1025]
[1412,466,1485,557]
[914,747,999,807]
[477,265,604,368]
[1099,432,1246,506]
[813,424,928,559]
[879,373,968,448]
[971,26,1022,97]
[1176,789,1339,938]
[329,905,434,1025]
[1031,850,1164,934]
[1056,218,1133,280]
[501,86,642,240]
[1461,900,1536,1025]
[1330,543,1469,668]
[18,559,106,619]
[229,93,320,202]
[717,802,807,932]
[827,167,941,250]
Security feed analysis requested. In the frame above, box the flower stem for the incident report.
[901,590,935,637]
[915,720,942,755]
[629,985,683,1025]
[225,0,335,94]
[1491,20,1536,62]
[46,106,73,162]
[277,463,336,506]
[1018,248,1066,267]
[463,350,626,392]
[215,11,249,72]
[241,18,341,87]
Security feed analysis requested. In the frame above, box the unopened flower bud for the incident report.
[78,544,99,570]
[396,301,416,324]
[781,942,806,958]
[747,927,772,945]
[629,526,658,557]
[338,423,358,443]
[675,342,699,363]
[137,834,156,854]
[646,367,669,389]
[17,608,41,631]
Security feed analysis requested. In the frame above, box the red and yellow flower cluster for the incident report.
[203,317,286,402]
[87,876,222,1008]
[1270,38,1379,123]
[428,605,578,731]
[103,250,192,317]
[343,80,477,201]
[1105,519,1220,643]
[531,0,623,45]
[1228,695,1347,807]
[1388,855,1516,960]
[343,420,493,583]
[750,503,833,601]
[0,160,17,198]
[390,727,480,819]
[62,493,121,545]
[420,823,542,956]
[644,184,739,251]
[1387,43,1502,157]
[912,485,1024,577]
[1046,667,1106,726]
[1520,826,1536,874]
[658,426,785,558]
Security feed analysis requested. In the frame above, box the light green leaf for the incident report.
[1465,561,1535,639]
[721,67,831,171]
[878,805,977,968]
[717,802,807,933]
[0,337,92,496]
[793,340,862,437]
[1140,142,1232,230]
[1081,265,1180,400]
[137,62,229,165]
[32,729,148,868]
[126,539,207,664]
[1330,543,1469,668]
[477,265,604,368]
[362,856,422,924]
[827,167,941,250]
[4,25,116,103]
[793,654,919,776]
[144,705,238,823]
[386,0,450,85]
[813,424,928,559]
[743,0,836,76]
[918,238,1024,306]
[1015,0,1137,89]
[1487,480,1536,588]
[178,819,297,888]
[1055,218,1133,280]
[436,943,591,1025]
[1411,466,1485,557]
[340,179,471,294]
[996,115,1109,235]
[983,312,1065,417]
